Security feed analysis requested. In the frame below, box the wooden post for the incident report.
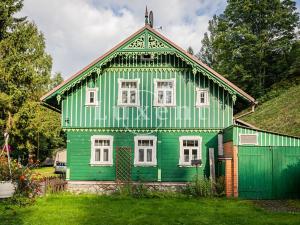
[209,148,215,183]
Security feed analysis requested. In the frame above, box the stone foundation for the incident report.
[67,181,188,194]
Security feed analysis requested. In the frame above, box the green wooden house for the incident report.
[42,13,300,198]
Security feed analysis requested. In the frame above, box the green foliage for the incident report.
[0,157,40,199]
[243,82,300,137]
[214,176,225,197]
[198,0,300,98]
[48,72,64,91]
[12,101,64,160]
[0,0,64,162]
[0,21,52,110]
[0,0,25,40]
[186,46,194,55]
[183,176,213,197]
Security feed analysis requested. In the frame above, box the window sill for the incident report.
[153,104,176,107]
[178,164,203,168]
[117,104,140,107]
[90,163,113,167]
[85,103,99,107]
[195,104,209,107]
[134,164,157,167]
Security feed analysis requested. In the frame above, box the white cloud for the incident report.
[20,0,226,78]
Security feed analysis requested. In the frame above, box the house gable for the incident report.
[41,25,255,109]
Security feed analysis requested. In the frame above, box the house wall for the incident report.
[66,130,219,182]
[232,126,300,146]
[222,125,300,199]
[61,55,233,130]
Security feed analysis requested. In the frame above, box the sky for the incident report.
[20,0,300,79]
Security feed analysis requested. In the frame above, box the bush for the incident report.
[214,176,225,197]
[0,157,41,199]
[183,176,213,197]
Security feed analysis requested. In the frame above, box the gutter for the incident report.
[234,101,258,120]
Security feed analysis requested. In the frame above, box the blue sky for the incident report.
[20,0,299,79]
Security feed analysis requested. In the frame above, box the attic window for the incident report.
[86,88,98,106]
[141,54,153,61]
[118,79,140,106]
[196,88,209,107]
[239,134,258,145]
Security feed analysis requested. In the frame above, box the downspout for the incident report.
[234,101,258,120]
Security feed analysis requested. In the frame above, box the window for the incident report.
[154,79,176,106]
[90,135,113,166]
[179,136,202,166]
[86,88,98,105]
[196,88,209,106]
[118,79,140,106]
[134,136,157,166]
[239,134,258,145]
[141,54,153,62]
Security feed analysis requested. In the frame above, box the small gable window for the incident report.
[154,79,176,106]
[90,135,113,166]
[134,136,157,166]
[118,79,140,106]
[179,136,202,166]
[196,88,209,107]
[86,88,98,105]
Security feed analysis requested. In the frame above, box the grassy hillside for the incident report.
[242,83,300,137]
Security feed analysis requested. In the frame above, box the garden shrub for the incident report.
[0,157,41,200]
[214,176,225,197]
[183,176,213,197]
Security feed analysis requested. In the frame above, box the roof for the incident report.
[41,25,255,105]
[227,124,300,139]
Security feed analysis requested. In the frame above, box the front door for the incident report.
[115,146,132,182]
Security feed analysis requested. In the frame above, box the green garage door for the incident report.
[238,146,300,199]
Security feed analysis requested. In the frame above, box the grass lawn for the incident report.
[32,167,58,178]
[1,194,299,225]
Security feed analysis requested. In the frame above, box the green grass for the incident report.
[32,167,58,178]
[242,84,300,137]
[1,194,299,225]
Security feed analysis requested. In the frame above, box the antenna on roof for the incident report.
[149,11,154,28]
[145,6,149,25]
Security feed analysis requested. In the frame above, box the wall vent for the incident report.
[239,134,258,145]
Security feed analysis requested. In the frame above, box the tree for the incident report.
[0,1,64,162]
[198,0,300,97]
[49,72,64,91]
[0,0,25,40]
[12,101,65,161]
[187,46,194,55]
[197,15,219,67]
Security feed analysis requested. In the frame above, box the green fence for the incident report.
[238,146,300,199]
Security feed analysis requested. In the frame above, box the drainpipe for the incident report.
[234,101,258,120]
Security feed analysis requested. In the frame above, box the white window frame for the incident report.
[86,88,98,106]
[90,135,113,166]
[134,135,157,166]
[153,78,176,107]
[196,88,209,107]
[239,133,258,145]
[118,79,140,106]
[179,136,202,166]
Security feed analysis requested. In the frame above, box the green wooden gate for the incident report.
[238,146,300,199]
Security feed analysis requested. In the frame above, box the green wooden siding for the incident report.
[238,146,300,199]
[223,125,300,146]
[62,55,233,130]
[66,131,218,182]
